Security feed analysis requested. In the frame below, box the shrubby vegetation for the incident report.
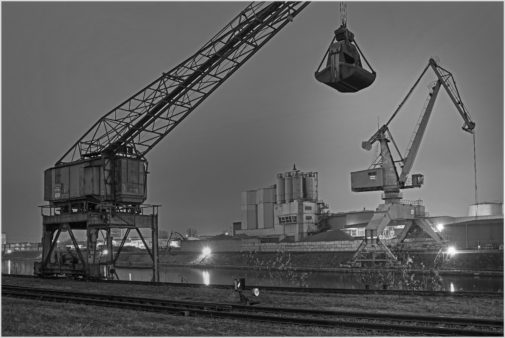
[242,250,311,287]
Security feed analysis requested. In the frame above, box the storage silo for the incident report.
[246,204,258,229]
[292,172,303,201]
[276,174,285,204]
[468,202,503,217]
[241,190,257,206]
[305,172,318,201]
[257,202,274,229]
[284,173,293,202]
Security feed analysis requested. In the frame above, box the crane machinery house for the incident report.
[36,2,377,280]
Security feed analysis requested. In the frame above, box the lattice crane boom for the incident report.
[351,58,475,194]
[57,2,309,165]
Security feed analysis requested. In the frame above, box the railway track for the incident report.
[3,284,503,336]
[3,273,501,298]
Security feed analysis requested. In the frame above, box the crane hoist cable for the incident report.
[339,2,347,27]
[473,132,478,216]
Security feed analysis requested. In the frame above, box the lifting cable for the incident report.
[339,2,347,26]
[354,40,376,74]
[472,132,478,217]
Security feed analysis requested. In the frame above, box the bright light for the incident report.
[450,282,455,292]
[436,223,444,232]
[446,246,457,256]
[169,240,180,248]
[202,271,210,286]
[102,249,109,255]
[252,288,260,297]
[6,249,12,254]
[202,247,211,257]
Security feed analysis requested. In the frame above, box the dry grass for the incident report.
[2,298,375,336]
[2,275,502,336]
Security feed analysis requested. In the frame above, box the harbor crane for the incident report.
[37,2,375,280]
[350,58,475,266]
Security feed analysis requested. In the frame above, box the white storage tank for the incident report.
[284,174,293,202]
[276,174,285,204]
[304,172,318,201]
[256,187,275,204]
[241,190,257,206]
[468,202,503,217]
[246,204,258,229]
[257,203,274,229]
[292,172,303,200]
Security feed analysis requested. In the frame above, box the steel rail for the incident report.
[6,284,500,327]
[3,284,503,336]
[3,274,502,298]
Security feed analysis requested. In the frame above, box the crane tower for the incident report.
[350,58,475,266]
[37,2,310,279]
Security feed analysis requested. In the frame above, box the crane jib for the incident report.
[55,2,309,164]
[103,2,295,157]
[352,58,476,194]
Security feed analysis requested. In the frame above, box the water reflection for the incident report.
[202,270,210,285]
[2,260,34,276]
[2,259,502,292]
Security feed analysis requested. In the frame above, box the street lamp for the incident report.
[446,246,457,257]
[202,247,211,257]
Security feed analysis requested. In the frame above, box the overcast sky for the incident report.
[2,2,503,242]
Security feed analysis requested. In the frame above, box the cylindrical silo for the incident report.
[284,173,293,203]
[292,172,303,201]
[307,172,318,202]
[305,174,315,201]
[246,204,258,229]
[468,202,503,217]
[276,174,285,204]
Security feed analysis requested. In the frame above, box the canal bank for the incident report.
[115,250,504,276]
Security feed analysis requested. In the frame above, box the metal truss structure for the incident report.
[57,2,309,164]
[41,2,311,281]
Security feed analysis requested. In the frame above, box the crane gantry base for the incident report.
[350,200,445,267]
[35,204,160,281]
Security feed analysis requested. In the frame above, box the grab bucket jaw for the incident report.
[315,25,376,93]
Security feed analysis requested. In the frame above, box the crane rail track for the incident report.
[3,284,503,336]
[3,273,502,298]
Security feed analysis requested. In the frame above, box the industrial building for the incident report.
[436,202,504,250]
[235,168,503,250]
[236,165,327,241]
[322,202,503,250]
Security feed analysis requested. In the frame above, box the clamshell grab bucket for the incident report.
[315,26,376,93]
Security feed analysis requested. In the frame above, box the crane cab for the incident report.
[315,26,376,93]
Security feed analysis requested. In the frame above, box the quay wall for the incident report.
[178,238,360,253]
